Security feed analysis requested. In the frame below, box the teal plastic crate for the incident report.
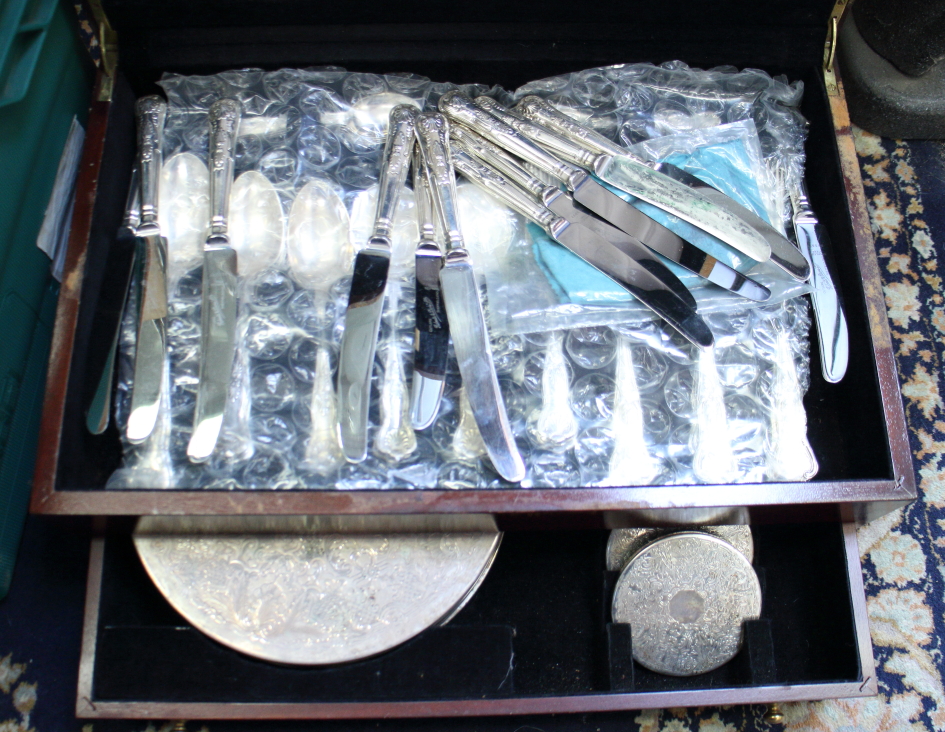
[0,0,93,596]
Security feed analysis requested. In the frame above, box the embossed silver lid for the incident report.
[611,532,762,677]
[134,516,501,665]
[606,525,754,572]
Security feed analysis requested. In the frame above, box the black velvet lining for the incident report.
[91,525,861,704]
[55,0,894,490]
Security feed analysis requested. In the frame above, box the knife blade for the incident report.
[127,96,168,444]
[652,162,810,281]
[86,167,141,435]
[415,111,526,483]
[338,105,418,462]
[500,94,774,264]
[410,147,449,430]
[451,147,713,350]
[451,125,769,303]
[187,98,242,462]
[791,178,849,383]
[515,95,810,281]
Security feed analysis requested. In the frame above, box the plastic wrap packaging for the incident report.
[108,63,818,489]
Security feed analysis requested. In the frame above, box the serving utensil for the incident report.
[159,152,209,283]
[790,178,849,382]
[526,331,578,451]
[764,323,818,480]
[691,345,738,484]
[603,333,658,486]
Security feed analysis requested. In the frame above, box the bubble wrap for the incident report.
[107,63,817,490]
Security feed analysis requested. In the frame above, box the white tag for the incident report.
[36,116,85,281]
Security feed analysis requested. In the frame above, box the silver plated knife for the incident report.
[410,147,450,430]
[451,147,713,350]
[515,95,810,280]
[187,98,242,462]
[127,96,168,444]
[515,95,808,279]
[87,168,140,435]
[791,178,848,383]
[651,161,810,281]
[338,105,418,462]
[415,111,526,482]
[461,94,771,264]
[451,125,769,303]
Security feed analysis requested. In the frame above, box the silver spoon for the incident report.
[287,180,352,475]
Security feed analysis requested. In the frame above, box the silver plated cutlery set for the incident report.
[98,84,847,484]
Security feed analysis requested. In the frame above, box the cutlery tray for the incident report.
[30,0,914,522]
[77,521,873,718]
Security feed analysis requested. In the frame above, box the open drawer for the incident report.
[77,520,874,719]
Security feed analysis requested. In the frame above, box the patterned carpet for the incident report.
[0,131,942,732]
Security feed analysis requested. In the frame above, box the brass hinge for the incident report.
[86,0,118,102]
[824,0,851,96]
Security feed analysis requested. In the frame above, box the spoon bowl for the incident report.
[287,179,352,289]
[229,170,285,277]
[159,152,209,281]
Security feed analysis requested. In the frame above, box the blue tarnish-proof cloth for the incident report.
[531,136,770,306]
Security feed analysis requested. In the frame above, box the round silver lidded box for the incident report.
[134,515,501,666]
[610,529,762,677]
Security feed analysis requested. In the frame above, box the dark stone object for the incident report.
[838,13,945,140]
[853,0,945,77]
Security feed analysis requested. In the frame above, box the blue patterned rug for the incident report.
[1,131,943,732]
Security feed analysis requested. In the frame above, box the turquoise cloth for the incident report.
[532,138,770,306]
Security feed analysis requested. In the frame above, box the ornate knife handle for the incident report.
[123,166,141,231]
[415,112,465,250]
[207,98,241,240]
[473,96,602,171]
[451,149,558,232]
[412,146,436,241]
[516,95,632,160]
[134,96,167,230]
[373,105,419,242]
[451,125,548,199]
[439,91,579,187]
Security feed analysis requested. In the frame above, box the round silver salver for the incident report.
[134,516,501,665]
[606,525,754,572]
[611,532,762,677]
